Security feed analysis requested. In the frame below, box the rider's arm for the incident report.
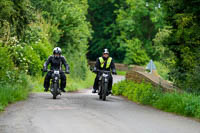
[61,56,70,72]
[94,58,100,72]
[43,56,52,70]
[110,59,117,73]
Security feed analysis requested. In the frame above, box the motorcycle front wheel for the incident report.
[102,82,108,101]
[52,83,58,99]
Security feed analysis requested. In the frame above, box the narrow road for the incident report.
[0,75,200,133]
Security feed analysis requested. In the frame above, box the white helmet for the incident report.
[53,47,62,55]
[103,49,109,54]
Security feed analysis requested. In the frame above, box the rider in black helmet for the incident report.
[92,49,117,93]
[43,47,70,92]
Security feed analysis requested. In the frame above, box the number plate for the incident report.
[54,71,59,74]
[103,73,108,77]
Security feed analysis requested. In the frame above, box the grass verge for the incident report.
[117,70,127,76]
[113,80,200,119]
[0,74,33,111]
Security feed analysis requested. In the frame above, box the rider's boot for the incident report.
[108,88,112,95]
[44,87,48,92]
[60,88,66,93]
[92,88,97,93]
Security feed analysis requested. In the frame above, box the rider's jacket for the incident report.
[44,55,69,71]
[95,56,116,71]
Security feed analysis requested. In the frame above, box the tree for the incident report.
[155,0,200,92]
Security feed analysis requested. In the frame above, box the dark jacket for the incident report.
[44,55,69,71]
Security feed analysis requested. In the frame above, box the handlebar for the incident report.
[96,69,111,73]
[41,69,70,76]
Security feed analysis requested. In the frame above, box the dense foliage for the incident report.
[154,0,200,92]
[87,0,164,64]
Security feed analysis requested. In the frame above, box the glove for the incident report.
[92,67,97,73]
[43,67,47,72]
[65,70,70,74]
[112,70,117,75]
[112,72,117,75]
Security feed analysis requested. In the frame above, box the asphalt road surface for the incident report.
[0,75,200,133]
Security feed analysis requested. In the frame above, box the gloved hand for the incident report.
[112,70,117,75]
[65,70,70,74]
[92,67,97,73]
[65,65,70,74]
[43,67,47,72]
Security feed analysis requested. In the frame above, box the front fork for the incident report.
[98,77,109,95]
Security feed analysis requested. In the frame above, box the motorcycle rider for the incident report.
[92,49,117,94]
[43,47,70,92]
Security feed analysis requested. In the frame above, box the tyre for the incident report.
[102,83,108,101]
[53,94,57,99]
[99,95,102,99]
[52,83,58,99]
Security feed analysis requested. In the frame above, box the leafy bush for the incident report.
[113,80,200,119]
[8,44,43,76]
[0,44,16,83]
[154,61,170,80]
[31,40,52,61]
[123,38,149,65]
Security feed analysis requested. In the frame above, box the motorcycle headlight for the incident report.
[105,78,108,82]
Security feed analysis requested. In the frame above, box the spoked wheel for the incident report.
[53,94,57,99]
[98,82,102,100]
[102,83,108,101]
[99,95,102,99]
[52,83,58,99]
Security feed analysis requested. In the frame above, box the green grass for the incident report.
[117,70,127,76]
[66,71,95,92]
[113,80,200,119]
[0,74,33,111]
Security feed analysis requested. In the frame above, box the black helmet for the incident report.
[53,47,62,55]
[103,49,109,54]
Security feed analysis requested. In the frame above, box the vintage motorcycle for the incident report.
[43,69,63,99]
[94,69,112,101]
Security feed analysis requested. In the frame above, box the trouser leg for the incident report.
[108,75,113,92]
[60,72,66,90]
[93,75,99,90]
[44,71,51,90]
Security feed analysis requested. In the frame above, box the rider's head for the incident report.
[53,47,62,58]
[102,49,109,59]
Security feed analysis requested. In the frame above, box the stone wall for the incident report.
[126,70,179,92]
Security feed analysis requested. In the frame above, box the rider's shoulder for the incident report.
[97,57,102,61]
[60,56,66,60]
[48,55,54,59]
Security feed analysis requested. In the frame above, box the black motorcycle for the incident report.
[96,70,112,101]
[43,69,62,99]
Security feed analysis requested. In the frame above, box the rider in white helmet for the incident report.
[43,47,70,92]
